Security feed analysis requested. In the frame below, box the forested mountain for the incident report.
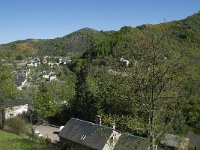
[0,11,200,142]
[0,27,101,59]
[0,12,200,59]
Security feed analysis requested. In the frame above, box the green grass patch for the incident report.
[0,130,54,150]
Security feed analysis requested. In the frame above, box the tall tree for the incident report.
[122,27,193,149]
[0,65,18,129]
[71,63,100,122]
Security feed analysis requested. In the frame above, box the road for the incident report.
[35,125,60,143]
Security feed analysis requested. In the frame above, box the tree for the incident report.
[71,63,100,122]
[35,84,59,119]
[34,77,76,120]
[0,64,18,129]
[95,26,194,149]
[121,27,193,149]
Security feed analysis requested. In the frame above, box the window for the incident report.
[81,135,86,140]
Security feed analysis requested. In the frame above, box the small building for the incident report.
[5,99,29,119]
[114,134,146,150]
[57,57,72,65]
[120,58,130,67]
[187,132,200,150]
[15,75,27,90]
[49,74,56,81]
[59,118,121,150]
[42,72,57,82]
[33,58,41,67]
[160,133,189,150]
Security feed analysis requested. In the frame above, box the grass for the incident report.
[0,130,54,150]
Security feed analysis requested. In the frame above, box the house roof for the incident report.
[114,134,146,150]
[7,98,29,107]
[59,118,115,150]
[160,133,184,148]
[15,75,26,87]
[187,132,200,149]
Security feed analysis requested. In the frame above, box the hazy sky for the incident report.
[0,0,199,44]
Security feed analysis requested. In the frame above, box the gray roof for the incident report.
[15,75,26,87]
[7,98,29,107]
[160,133,183,148]
[187,132,200,150]
[59,118,114,150]
[114,134,146,150]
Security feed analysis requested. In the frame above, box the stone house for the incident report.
[59,117,121,150]
[59,117,191,150]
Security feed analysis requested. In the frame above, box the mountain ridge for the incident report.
[0,11,200,58]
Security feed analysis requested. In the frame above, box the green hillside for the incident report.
[0,130,53,150]
[0,27,101,59]
[70,11,200,135]
[0,11,200,136]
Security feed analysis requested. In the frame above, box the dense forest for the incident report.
[0,11,200,146]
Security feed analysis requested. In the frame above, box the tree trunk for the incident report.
[0,108,5,130]
[149,50,156,150]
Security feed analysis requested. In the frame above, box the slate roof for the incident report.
[59,118,114,150]
[187,132,200,150]
[7,99,29,107]
[114,134,146,150]
[15,75,26,87]
[160,133,183,148]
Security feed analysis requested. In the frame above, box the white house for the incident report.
[42,72,57,82]
[27,60,34,67]
[120,58,130,67]
[49,74,57,81]
[5,104,29,119]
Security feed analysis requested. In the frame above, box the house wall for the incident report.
[5,104,28,119]
[60,138,95,150]
[103,131,121,150]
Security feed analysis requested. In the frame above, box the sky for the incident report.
[0,0,200,44]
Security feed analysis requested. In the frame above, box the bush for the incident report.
[5,117,28,135]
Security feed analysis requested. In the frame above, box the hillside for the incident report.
[0,11,200,135]
[70,11,200,135]
[0,27,102,59]
[0,130,53,150]
[0,12,200,60]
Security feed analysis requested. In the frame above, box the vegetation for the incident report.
[0,11,200,149]
[4,117,29,135]
[0,64,19,129]
[0,27,100,60]
[0,130,54,150]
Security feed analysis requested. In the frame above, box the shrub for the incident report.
[5,116,28,135]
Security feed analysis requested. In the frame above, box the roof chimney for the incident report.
[112,123,116,130]
[96,115,102,125]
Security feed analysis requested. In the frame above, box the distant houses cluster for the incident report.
[6,55,72,121]
[14,56,72,90]
[43,56,72,68]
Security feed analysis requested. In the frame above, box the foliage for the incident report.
[0,130,54,150]
[0,64,19,129]
[0,11,200,140]
[4,116,29,135]
[34,69,76,119]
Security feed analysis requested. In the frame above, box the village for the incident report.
[2,55,199,150]
[0,1,200,149]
